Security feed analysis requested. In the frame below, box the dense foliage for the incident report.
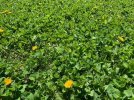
[0,0,134,99]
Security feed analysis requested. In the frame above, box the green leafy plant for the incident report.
[0,0,134,99]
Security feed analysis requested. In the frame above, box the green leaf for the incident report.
[123,88,133,97]
[55,93,63,100]
[104,84,120,99]
[20,85,27,93]
[27,93,34,100]
[29,76,35,81]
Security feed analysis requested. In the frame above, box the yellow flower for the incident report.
[64,80,73,88]
[32,45,38,50]
[7,11,12,14]
[4,77,12,86]
[0,29,4,33]
[1,10,12,14]
[118,36,125,42]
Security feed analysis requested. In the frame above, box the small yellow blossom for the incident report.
[4,77,12,86]
[1,10,12,14]
[118,36,125,42]
[32,45,38,50]
[7,11,12,14]
[0,29,4,33]
[64,80,73,88]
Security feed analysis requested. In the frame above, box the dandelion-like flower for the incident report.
[0,29,4,33]
[32,45,38,50]
[64,80,73,88]
[118,36,125,42]
[4,77,12,86]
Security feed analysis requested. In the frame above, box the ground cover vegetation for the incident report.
[0,0,134,99]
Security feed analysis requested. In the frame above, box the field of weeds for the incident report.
[0,0,134,99]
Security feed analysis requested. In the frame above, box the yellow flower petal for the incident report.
[64,80,73,88]
[7,11,12,14]
[118,36,125,42]
[1,10,12,14]
[32,45,38,50]
[0,29,4,33]
[4,77,12,86]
